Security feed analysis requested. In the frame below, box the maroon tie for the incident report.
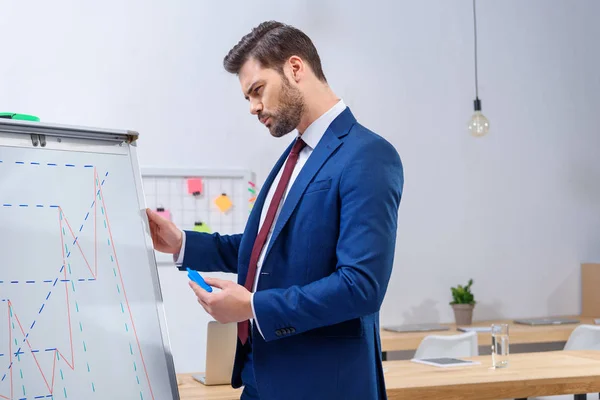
[238,137,307,345]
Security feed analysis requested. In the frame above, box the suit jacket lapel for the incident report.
[247,107,357,269]
[239,141,293,280]
[263,129,345,258]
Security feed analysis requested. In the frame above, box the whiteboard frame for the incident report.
[0,119,181,400]
[142,166,256,184]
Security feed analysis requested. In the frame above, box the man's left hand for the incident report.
[189,278,253,324]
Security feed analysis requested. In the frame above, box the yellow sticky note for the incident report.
[193,222,212,233]
[215,193,233,213]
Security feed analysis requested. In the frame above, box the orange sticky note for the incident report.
[215,193,233,213]
[187,178,203,196]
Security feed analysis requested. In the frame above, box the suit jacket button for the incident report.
[275,330,282,336]
[290,327,296,333]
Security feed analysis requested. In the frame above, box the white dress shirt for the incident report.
[176,99,347,338]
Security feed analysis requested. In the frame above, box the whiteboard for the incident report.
[0,119,179,399]
[141,167,256,265]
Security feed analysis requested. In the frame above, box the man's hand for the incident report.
[190,278,253,324]
[145,208,183,254]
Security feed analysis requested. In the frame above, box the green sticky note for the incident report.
[193,222,211,233]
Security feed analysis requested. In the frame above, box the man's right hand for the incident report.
[146,208,183,254]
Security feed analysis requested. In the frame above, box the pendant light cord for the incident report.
[473,0,479,99]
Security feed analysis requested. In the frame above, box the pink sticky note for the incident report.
[187,178,203,195]
[156,208,171,220]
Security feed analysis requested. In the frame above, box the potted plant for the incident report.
[450,279,476,325]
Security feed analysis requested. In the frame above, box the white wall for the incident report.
[2,0,600,373]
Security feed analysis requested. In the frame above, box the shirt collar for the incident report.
[299,99,346,150]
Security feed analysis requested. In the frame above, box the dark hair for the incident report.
[223,21,326,82]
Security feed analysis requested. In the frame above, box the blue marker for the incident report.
[187,268,212,292]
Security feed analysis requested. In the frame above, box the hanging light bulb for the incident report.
[468,0,489,137]
[469,98,489,137]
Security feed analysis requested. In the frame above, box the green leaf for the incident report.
[449,279,475,305]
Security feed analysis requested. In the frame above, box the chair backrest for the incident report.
[563,324,600,351]
[414,331,479,359]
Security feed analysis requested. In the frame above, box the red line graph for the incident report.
[96,170,156,400]
[0,167,155,399]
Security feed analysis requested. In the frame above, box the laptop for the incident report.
[383,323,450,333]
[192,321,236,385]
[513,317,580,326]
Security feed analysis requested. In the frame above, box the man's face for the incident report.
[239,58,305,137]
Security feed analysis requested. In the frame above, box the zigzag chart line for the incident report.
[0,161,156,400]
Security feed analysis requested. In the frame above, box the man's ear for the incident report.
[287,55,304,82]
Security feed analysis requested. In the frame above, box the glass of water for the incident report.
[491,324,509,368]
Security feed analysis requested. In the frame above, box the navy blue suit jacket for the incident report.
[182,107,403,399]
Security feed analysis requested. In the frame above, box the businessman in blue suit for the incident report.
[147,21,403,400]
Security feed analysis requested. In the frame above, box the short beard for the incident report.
[268,77,305,138]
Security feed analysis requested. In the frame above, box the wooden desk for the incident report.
[380,315,596,353]
[385,350,600,399]
[177,350,600,400]
[176,375,241,400]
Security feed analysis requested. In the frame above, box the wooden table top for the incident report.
[176,374,241,400]
[385,350,600,399]
[379,315,597,352]
[177,350,600,400]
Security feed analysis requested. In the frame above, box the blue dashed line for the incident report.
[84,165,93,168]
[0,166,106,394]
[47,163,56,166]
[16,161,24,164]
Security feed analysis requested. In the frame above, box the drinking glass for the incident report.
[491,324,509,368]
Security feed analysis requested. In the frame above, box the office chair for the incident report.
[533,324,600,400]
[414,330,479,359]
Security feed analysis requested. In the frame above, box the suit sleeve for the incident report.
[180,230,242,274]
[252,139,403,341]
